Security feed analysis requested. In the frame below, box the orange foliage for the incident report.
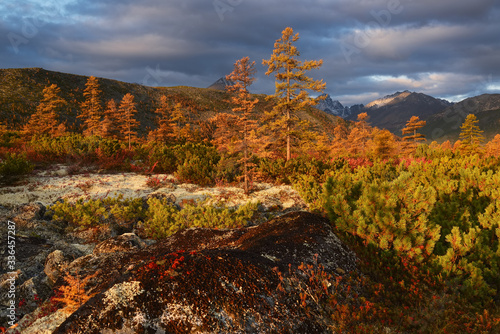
[53,270,99,314]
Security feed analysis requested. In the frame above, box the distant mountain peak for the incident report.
[315,93,354,118]
[207,77,234,90]
[365,90,413,109]
[346,90,456,134]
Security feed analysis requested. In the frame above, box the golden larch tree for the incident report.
[213,57,259,193]
[330,119,350,157]
[441,140,453,152]
[262,27,326,161]
[485,134,500,157]
[78,76,103,136]
[170,102,193,142]
[333,119,349,141]
[24,84,67,138]
[401,116,426,155]
[347,112,372,157]
[152,95,174,142]
[459,114,484,154]
[372,129,396,160]
[99,99,120,139]
[118,93,140,149]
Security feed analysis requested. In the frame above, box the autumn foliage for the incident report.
[78,76,103,136]
[263,27,326,161]
[2,27,500,332]
[53,270,99,314]
[211,57,259,193]
[23,84,67,138]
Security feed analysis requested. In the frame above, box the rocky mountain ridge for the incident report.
[315,94,363,118]
[345,91,455,134]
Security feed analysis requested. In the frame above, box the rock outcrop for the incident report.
[46,211,356,333]
[1,197,357,333]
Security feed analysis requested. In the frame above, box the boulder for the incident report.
[44,250,68,286]
[53,211,357,333]
[13,203,46,224]
[93,233,149,256]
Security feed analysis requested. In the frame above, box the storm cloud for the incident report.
[1,0,499,105]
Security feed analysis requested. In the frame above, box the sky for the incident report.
[1,0,500,106]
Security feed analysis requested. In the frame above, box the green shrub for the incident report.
[175,155,214,185]
[144,142,221,180]
[145,144,178,173]
[256,157,286,183]
[0,130,21,148]
[292,174,325,213]
[52,198,109,227]
[174,144,220,185]
[0,152,34,180]
[257,156,336,184]
[51,195,147,227]
[144,197,259,239]
[143,198,180,238]
[214,155,241,184]
[324,156,500,302]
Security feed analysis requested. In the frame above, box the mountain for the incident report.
[0,68,340,137]
[207,77,234,90]
[421,94,500,143]
[347,91,453,135]
[316,94,351,118]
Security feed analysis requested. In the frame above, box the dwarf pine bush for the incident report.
[323,157,500,301]
[51,195,146,227]
[144,197,259,239]
[0,152,34,181]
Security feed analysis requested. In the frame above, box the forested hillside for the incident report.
[0,67,339,138]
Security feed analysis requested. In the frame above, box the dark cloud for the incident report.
[1,0,499,105]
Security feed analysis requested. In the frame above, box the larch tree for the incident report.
[373,129,396,160]
[333,119,349,141]
[262,27,326,161]
[459,114,484,154]
[170,102,192,142]
[347,112,372,156]
[24,84,67,138]
[118,93,140,149]
[330,119,350,157]
[441,140,453,152]
[401,116,426,155]
[213,56,259,194]
[485,134,500,157]
[151,95,173,142]
[99,99,120,139]
[78,76,103,136]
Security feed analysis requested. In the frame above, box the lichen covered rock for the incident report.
[53,212,357,333]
